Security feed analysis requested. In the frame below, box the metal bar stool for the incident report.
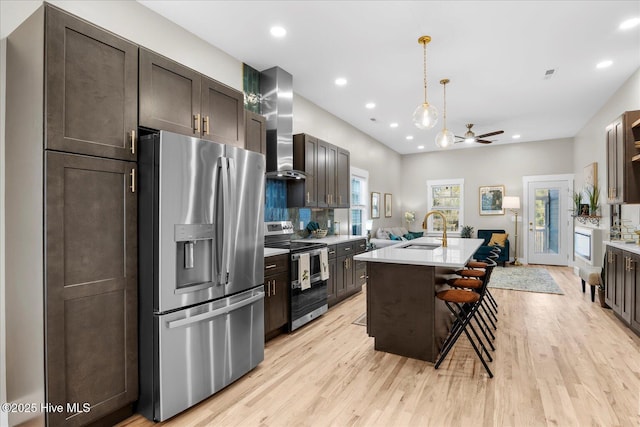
[435,260,496,378]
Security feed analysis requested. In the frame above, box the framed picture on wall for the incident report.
[384,193,392,218]
[479,185,505,215]
[371,192,380,219]
[584,162,597,187]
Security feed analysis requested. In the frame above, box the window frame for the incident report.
[426,178,464,236]
[350,167,369,237]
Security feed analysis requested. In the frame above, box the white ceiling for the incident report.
[137,1,640,154]
[69,2,640,153]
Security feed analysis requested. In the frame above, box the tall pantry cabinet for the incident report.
[6,4,138,426]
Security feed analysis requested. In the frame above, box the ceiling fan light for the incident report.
[412,103,438,129]
[464,137,475,144]
[435,129,455,148]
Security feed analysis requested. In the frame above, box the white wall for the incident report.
[0,1,242,89]
[400,138,575,256]
[0,36,7,427]
[573,67,640,234]
[293,95,403,232]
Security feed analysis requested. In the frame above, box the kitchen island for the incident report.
[353,237,484,362]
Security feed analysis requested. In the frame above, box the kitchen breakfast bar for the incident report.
[354,237,484,362]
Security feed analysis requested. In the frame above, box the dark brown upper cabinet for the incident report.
[606,110,640,204]
[139,48,244,147]
[201,78,245,147]
[46,6,138,161]
[244,111,267,154]
[288,133,318,207]
[289,133,350,209]
[336,148,351,208]
[139,48,200,137]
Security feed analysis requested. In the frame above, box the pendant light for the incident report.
[435,78,455,148]
[412,36,438,129]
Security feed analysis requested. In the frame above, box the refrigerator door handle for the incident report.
[225,158,238,284]
[219,157,231,285]
[166,291,265,329]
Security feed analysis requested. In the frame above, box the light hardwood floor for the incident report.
[118,266,640,426]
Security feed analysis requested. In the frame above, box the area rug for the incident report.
[353,313,367,326]
[488,267,564,295]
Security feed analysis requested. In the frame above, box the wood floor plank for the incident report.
[117,265,640,426]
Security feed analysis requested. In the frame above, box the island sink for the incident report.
[399,243,440,250]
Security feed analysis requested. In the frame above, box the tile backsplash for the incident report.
[265,179,335,237]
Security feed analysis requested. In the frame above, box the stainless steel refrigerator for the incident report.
[138,131,265,421]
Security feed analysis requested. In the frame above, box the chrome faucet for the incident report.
[422,210,448,247]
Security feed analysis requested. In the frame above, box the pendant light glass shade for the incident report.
[413,103,438,130]
[435,129,455,148]
[435,78,454,148]
[413,36,438,130]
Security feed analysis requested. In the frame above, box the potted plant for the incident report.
[460,225,474,238]
[585,183,600,215]
[572,191,582,216]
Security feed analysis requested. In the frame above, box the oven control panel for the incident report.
[264,221,294,236]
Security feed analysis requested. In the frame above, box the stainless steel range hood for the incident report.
[260,67,305,180]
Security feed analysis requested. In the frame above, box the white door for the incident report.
[524,177,572,266]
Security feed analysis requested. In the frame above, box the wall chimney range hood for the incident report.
[260,67,305,180]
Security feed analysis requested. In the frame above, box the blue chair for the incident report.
[475,229,510,267]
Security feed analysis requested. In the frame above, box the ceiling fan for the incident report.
[455,124,504,144]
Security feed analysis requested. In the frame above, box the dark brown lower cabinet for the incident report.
[605,247,623,313]
[45,151,138,426]
[264,254,289,340]
[605,245,640,337]
[631,253,640,334]
[330,239,367,307]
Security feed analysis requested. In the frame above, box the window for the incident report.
[351,167,369,236]
[426,179,464,233]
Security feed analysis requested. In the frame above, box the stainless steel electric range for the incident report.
[264,221,329,330]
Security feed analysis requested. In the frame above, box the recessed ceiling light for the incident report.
[596,60,613,69]
[619,17,640,30]
[365,102,376,109]
[335,77,347,86]
[512,134,521,139]
[406,135,414,140]
[417,145,425,149]
[270,26,287,38]
[390,123,399,128]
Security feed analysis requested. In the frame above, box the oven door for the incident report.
[290,280,328,331]
[290,249,323,286]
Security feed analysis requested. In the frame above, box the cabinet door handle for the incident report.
[344,247,351,251]
[329,250,335,255]
[265,264,277,270]
[339,195,342,205]
[194,113,201,134]
[203,115,210,135]
[130,130,136,154]
[130,168,136,193]
[272,279,276,295]
[307,192,310,203]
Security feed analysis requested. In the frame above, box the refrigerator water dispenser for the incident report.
[175,224,214,290]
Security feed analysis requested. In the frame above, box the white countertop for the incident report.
[353,237,484,268]
[293,235,367,245]
[605,240,640,256]
[264,247,289,257]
